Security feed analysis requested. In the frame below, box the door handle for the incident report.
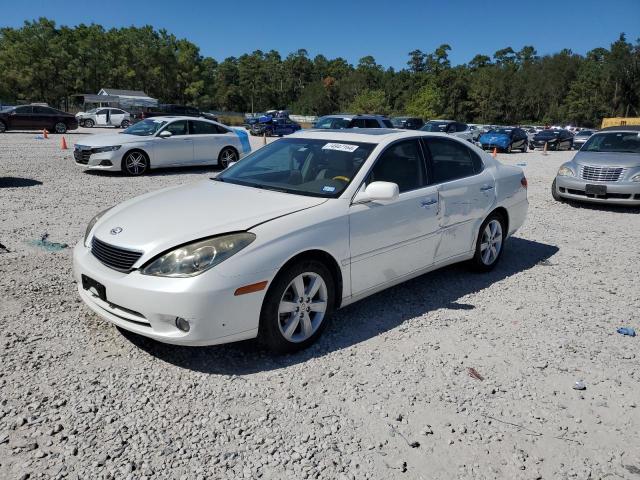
[420,198,438,207]
[480,185,494,191]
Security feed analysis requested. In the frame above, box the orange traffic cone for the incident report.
[492,147,497,158]
[43,129,49,139]
[61,136,68,150]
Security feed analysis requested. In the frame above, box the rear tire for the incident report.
[258,260,335,354]
[218,147,238,169]
[470,212,506,272]
[121,150,149,176]
[0,121,6,133]
[121,119,130,128]
[506,144,512,153]
[522,143,528,152]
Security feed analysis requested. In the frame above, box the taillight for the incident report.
[521,177,528,189]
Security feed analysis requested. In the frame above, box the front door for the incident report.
[423,137,496,262]
[349,139,441,296]
[153,120,194,166]
[95,109,110,126]
[9,106,34,129]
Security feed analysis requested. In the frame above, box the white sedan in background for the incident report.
[74,129,528,352]
[73,116,251,175]
[76,107,132,128]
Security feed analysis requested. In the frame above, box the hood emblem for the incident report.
[110,227,123,235]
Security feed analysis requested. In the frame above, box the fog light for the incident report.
[175,317,190,332]
[99,160,113,166]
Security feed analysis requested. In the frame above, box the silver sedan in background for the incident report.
[552,126,640,206]
[572,129,596,149]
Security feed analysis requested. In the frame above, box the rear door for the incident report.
[31,106,55,129]
[189,120,225,164]
[349,139,441,295]
[153,120,194,166]
[110,109,125,126]
[422,137,496,263]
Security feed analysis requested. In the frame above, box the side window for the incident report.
[456,123,468,132]
[14,106,32,114]
[190,120,218,135]
[424,138,483,184]
[351,118,367,128]
[366,140,426,193]
[97,109,109,115]
[216,125,230,134]
[164,120,188,136]
[446,123,456,133]
[382,119,394,128]
[33,106,52,114]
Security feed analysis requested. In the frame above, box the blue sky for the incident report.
[2,0,639,69]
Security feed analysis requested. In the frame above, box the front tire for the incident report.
[54,122,67,134]
[84,119,94,128]
[121,150,149,176]
[551,178,564,202]
[258,260,335,353]
[218,147,238,169]
[470,213,506,272]
[506,144,512,153]
[0,121,6,133]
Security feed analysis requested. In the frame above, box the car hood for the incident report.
[480,133,509,143]
[573,151,640,168]
[92,180,327,258]
[76,133,149,147]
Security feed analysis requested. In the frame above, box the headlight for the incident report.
[557,166,575,177]
[91,145,121,153]
[141,233,256,278]
[84,207,113,245]
[631,173,640,182]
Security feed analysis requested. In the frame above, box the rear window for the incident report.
[382,119,394,128]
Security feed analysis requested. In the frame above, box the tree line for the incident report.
[1,18,638,127]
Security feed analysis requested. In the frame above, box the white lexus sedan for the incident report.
[74,129,528,352]
[73,116,251,175]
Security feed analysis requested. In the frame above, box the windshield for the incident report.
[582,132,640,153]
[122,119,167,136]
[421,122,449,132]
[216,138,376,198]
[488,128,512,135]
[390,118,405,127]
[315,117,352,129]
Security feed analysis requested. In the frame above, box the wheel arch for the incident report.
[271,249,344,310]
[220,144,239,158]
[489,206,509,235]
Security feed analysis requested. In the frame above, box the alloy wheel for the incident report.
[480,220,503,266]
[219,148,237,168]
[124,152,147,175]
[55,122,67,133]
[277,272,328,343]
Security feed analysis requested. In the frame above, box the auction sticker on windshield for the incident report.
[322,143,359,153]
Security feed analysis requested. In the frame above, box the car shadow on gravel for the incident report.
[84,166,218,177]
[0,177,43,188]
[120,237,559,374]
[562,201,639,214]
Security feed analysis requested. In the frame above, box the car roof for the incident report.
[600,125,640,132]
[321,114,388,119]
[141,115,215,122]
[289,128,451,144]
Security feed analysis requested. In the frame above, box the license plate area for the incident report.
[585,184,607,195]
[81,274,107,301]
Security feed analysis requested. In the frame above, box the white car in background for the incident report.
[73,116,251,175]
[421,120,475,142]
[74,129,528,352]
[76,107,132,128]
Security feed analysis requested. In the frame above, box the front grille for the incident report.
[74,148,91,164]
[579,165,625,182]
[91,237,143,272]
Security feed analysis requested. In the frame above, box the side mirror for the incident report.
[158,130,172,138]
[353,181,399,204]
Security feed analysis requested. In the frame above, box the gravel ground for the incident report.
[1,127,639,480]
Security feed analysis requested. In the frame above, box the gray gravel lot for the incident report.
[1,127,639,479]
